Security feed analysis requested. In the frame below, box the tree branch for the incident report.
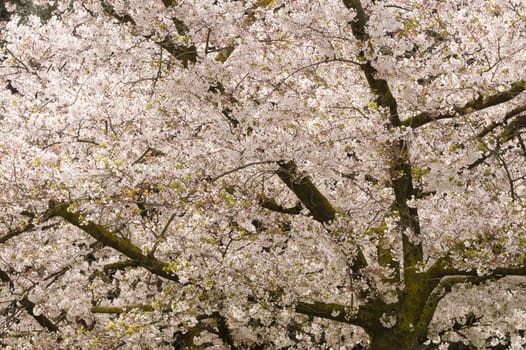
[92,305,240,350]
[100,0,135,25]
[403,81,526,129]
[276,160,336,223]
[208,160,276,183]
[0,267,13,289]
[258,195,302,215]
[100,0,197,67]
[1,209,61,244]
[294,299,382,332]
[276,160,368,270]
[343,0,423,278]
[208,311,240,350]
[467,116,525,170]
[294,300,354,323]
[0,268,59,332]
[47,200,179,282]
[368,223,400,282]
[342,0,400,126]
[415,275,486,341]
[477,104,526,139]
[91,305,154,314]
[103,260,139,273]
[429,257,526,279]
[498,114,526,142]
[19,295,59,333]
[0,222,35,244]
[342,0,369,41]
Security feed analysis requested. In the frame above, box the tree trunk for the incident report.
[369,327,425,350]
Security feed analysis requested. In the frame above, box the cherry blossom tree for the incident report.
[1,0,525,349]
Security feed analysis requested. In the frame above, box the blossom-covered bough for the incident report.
[0,0,525,349]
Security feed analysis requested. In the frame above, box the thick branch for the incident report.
[342,0,369,40]
[403,81,526,129]
[360,61,400,126]
[499,114,526,142]
[343,0,423,276]
[0,222,35,244]
[294,299,383,332]
[276,160,335,223]
[258,196,302,215]
[414,275,486,341]
[429,257,526,279]
[100,0,197,67]
[434,266,526,278]
[276,160,368,270]
[91,305,154,314]
[47,200,179,282]
[103,260,139,273]
[368,223,400,282]
[459,81,526,114]
[19,295,59,333]
[477,104,526,138]
[0,267,13,289]
[294,301,351,323]
[0,267,59,332]
[208,311,240,350]
[343,0,399,125]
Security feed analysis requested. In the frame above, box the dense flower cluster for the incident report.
[0,0,525,349]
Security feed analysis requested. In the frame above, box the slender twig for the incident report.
[208,160,277,182]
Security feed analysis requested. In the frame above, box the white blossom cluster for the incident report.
[0,0,525,348]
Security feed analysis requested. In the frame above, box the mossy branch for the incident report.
[403,81,526,129]
[295,300,354,323]
[47,200,179,282]
[0,222,35,244]
[258,195,302,215]
[0,267,59,333]
[100,0,196,67]
[342,0,400,126]
[429,256,526,278]
[103,260,139,273]
[368,222,400,282]
[19,295,59,332]
[276,160,368,270]
[414,275,494,339]
[342,0,369,40]
[343,0,424,278]
[91,305,154,314]
[477,104,526,138]
[276,160,335,223]
[295,299,384,332]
